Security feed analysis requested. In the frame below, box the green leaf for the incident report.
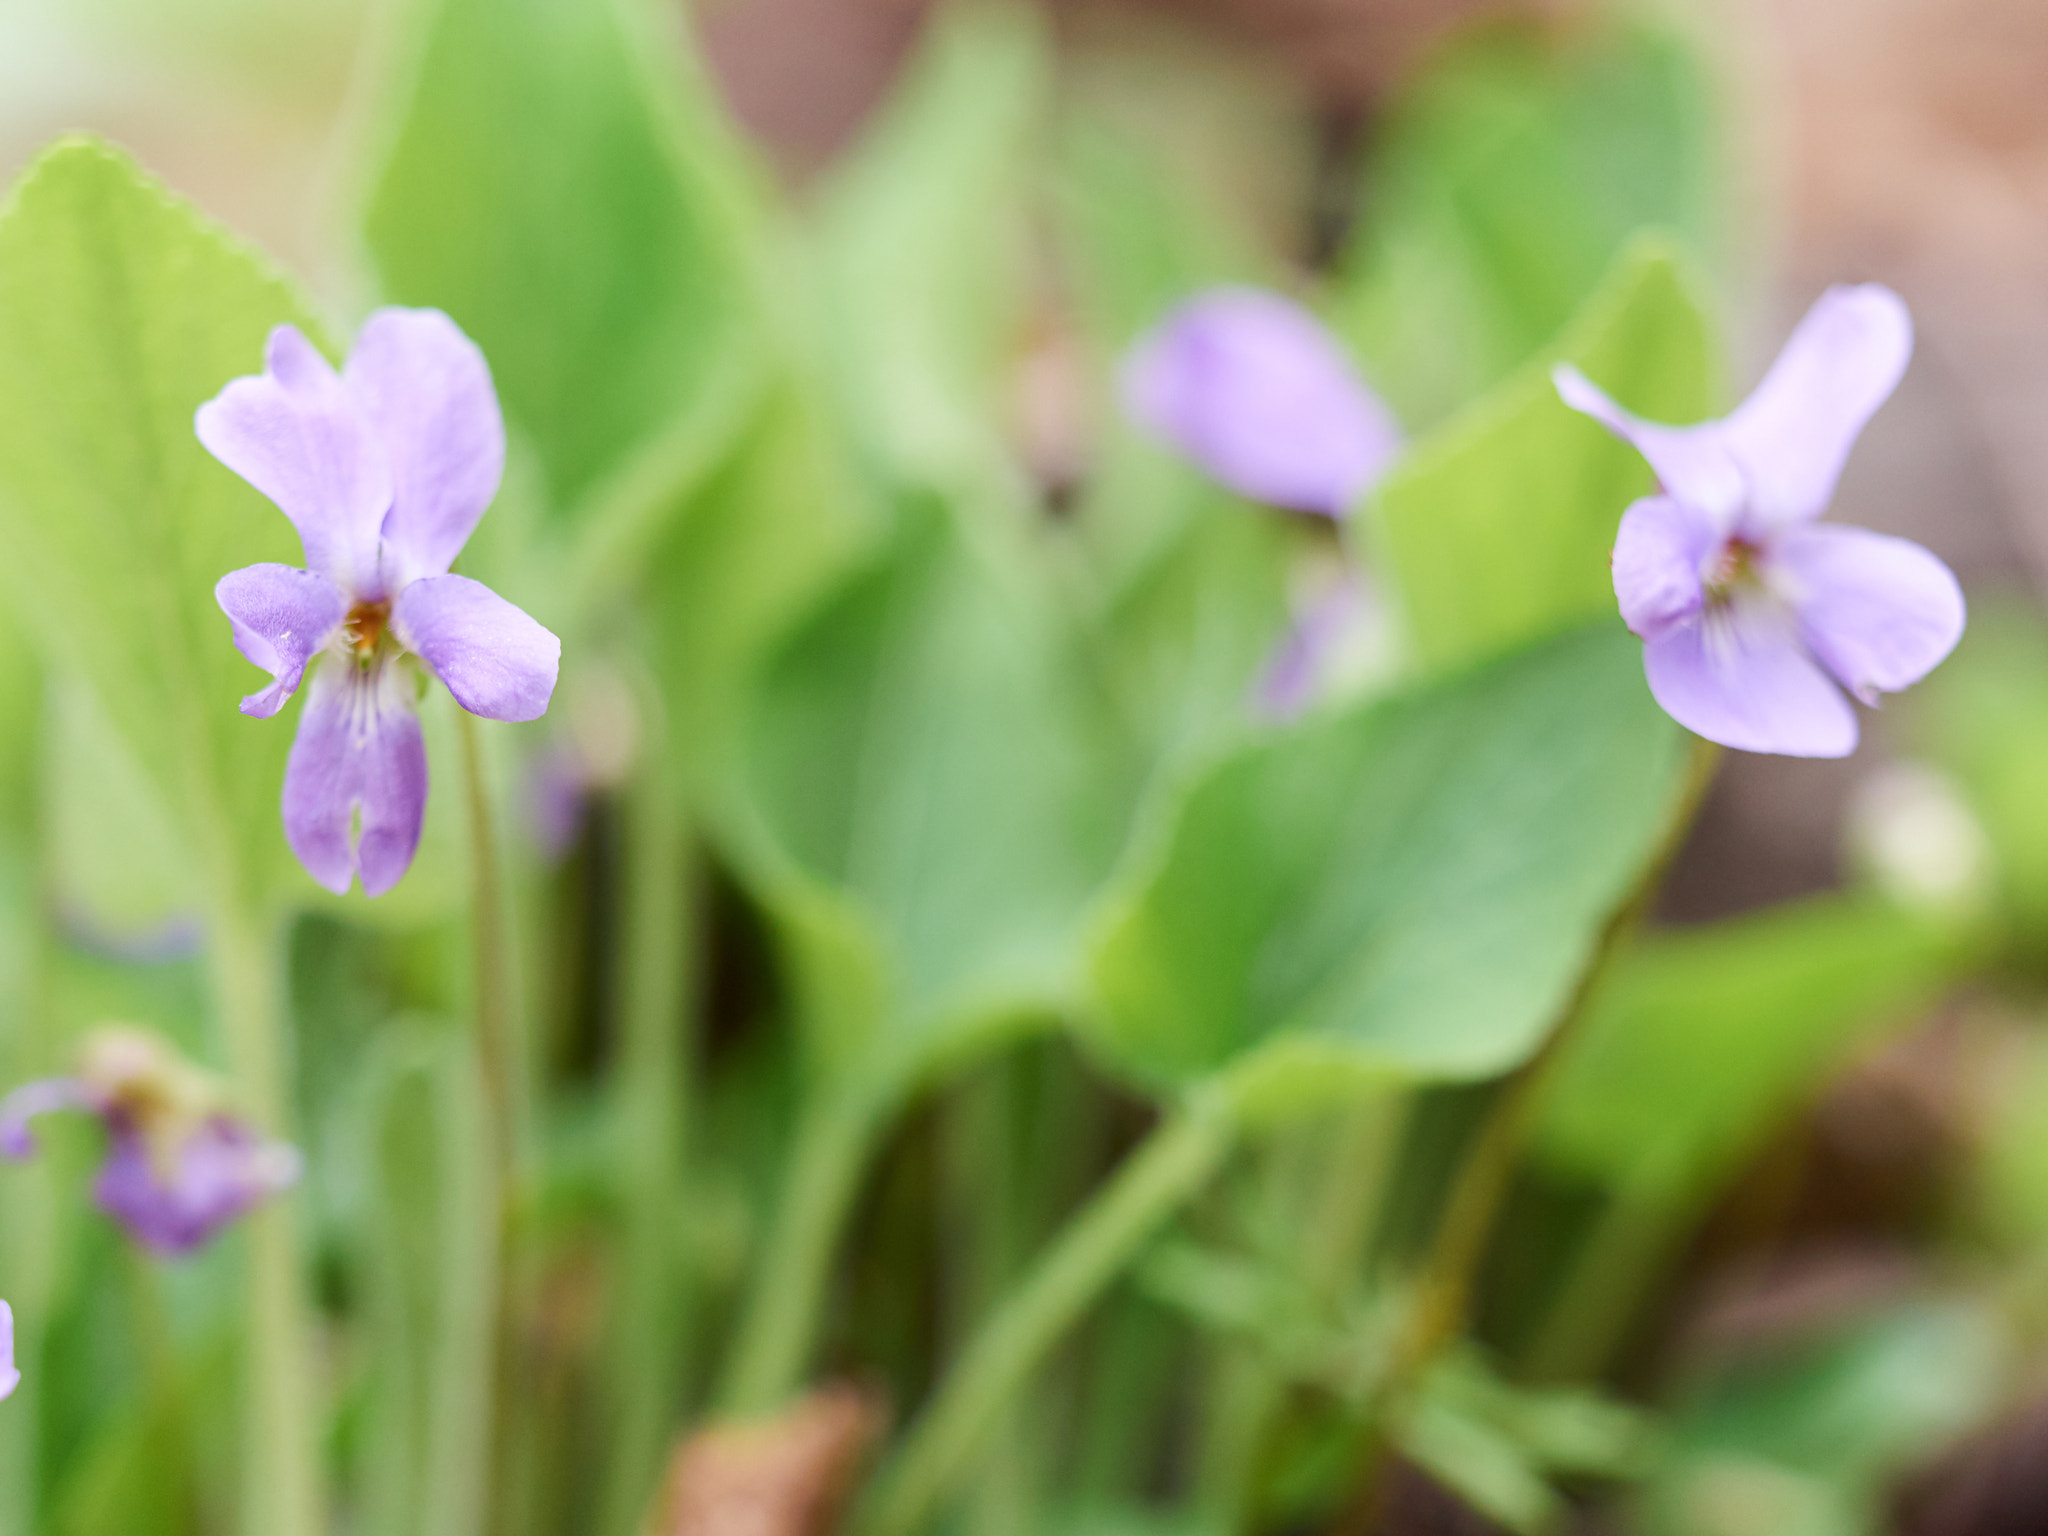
[0,137,321,911]
[1337,18,1721,427]
[1086,623,1684,1115]
[1534,894,1960,1199]
[815,0,1048,498]
[1368,238,1718,677]
[359,0,764,522]
[734,501,1138,1082]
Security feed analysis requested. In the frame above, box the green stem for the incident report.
[597,746,697,1536]
[1520,1151,1687,1383]
[719,1081,888,1415]
[455,710,524,1178]
[860,1091,1237,1536]
[205,900,324,1536]
[1196,1098,1408,1530]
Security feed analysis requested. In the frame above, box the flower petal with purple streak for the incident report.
[215,563,348,717]
[1642,602,1860,758]
[195,326,392,597]
[1124,289,1401,518]
[0,1077,94,1160]
[394,574,561,723]
[282,660,429,898]
[1774,524,1966,704]
[94,1119,301,1257]
[343,308,506,586]
[1722,285,1913,530]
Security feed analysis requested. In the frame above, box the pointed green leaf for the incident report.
[1369,239,1718,676]
[0,138,320,910]
[1337,18,1721,427]
[1087,625,1684,1116]
[360,0,764,522]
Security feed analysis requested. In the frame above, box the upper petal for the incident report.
[215,563,348,718]
[195,326,392,596]
[1723,284,1912,528]
[343,308,506,583]
[282,659,429,897]
[1772,524,1965,704]
[1552,363,1745,521]
[0,1076,93,1159]
[1123,288,1402,518]
[1641,601,1859,758]
[1612,496,1718,641]
[394,575,560,723]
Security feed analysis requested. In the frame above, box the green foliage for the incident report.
[736,503,1138,1082]
[1339,18,1721,428]
[0,139,319,912]
[1370,239,1719,676]
[1536,895,1961,1200]
[361,0,764,523]
[1088,624,1683,1114]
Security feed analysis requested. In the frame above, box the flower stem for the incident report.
[205,898,324,1536]
[455,709,524,1178]
[719,1080,887,1416]
[859,1091,1237,1536]
[597,740,697,1536]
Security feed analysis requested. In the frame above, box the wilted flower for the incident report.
[0,1027,300,1257]
[199,309,561,896]
[1123,288,1402,519]
[1555,284,1965,757]
[0,1301,17,1402]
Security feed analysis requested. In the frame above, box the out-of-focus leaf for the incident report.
[1535,895,1960,1199]
[1369,238,1718,677]
[360,0,765,528]
[1898,604,2048,971]
[0,138,318,911]
[1970,1029,2048,1250]
[355,1023,497,1536]
[1640,1301,2003,1536]
[1338,18,1720,428]
[734,502,1138,1083]
[816,1,1047,500]
[1087,624,1684,1117]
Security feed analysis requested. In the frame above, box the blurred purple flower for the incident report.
[0,1302,17,1402]
[1123,288,1402,518]
[198,309,561,896]
[0,1028,299,1258]
[1556,284,1965,758]
[1255,570,1390,721]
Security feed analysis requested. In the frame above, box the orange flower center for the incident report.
[344,600,391,658]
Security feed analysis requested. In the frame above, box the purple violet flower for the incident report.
[0,1302,17,1402]
[1123,288,1402,518]
[0,1028,300,1258]
[1555,284,1965,757]
[198,309,561,896]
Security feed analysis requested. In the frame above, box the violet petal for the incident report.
[1641,602,1859,758]
[1774,524,1966,704]
[214,563,349,718]
[195,326,392,598]
[0,1301,17,1401]
[1553,363,1745,521]
[1723,285,1913,530]
[282,659,429,898]
[1611,496,1718,642]
[1124,288,1401,518]
[343,309,506,585]
[394,574,561,723]
[95,1119,300,1257]
[0,1077,94,1160]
